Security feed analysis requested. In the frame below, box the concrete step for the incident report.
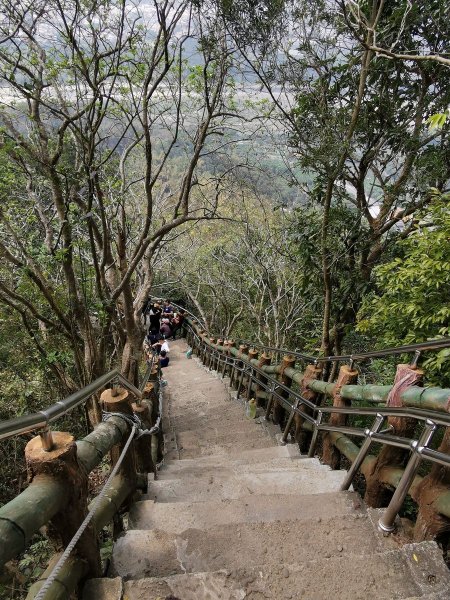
[156,456,321,481]
[161,442,301,470]
[177,436,275,458]
[147,464,347,502]
[158,448,326,480]
[167,378,231,402]
[112,511,392,581]
[128,490,362,532]
[159,450,304,475]
[87,539,450,600]
[177,441,274,459]
[176,423,271,445]
[170,412,265,433]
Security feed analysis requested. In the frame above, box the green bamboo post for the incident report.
[100,387,137,486]
[132,398,155,478]
[256,353,271,407]
[246,348,259,399]
[294,363,323,453]
[236,345,249,398]
[415,426,450,540]
[216,339,223,371]
[221,340,229,377]
[207,338,215,369]
[229,341,238,387]
[25,432,101,577]
[143,382,158,426]
[199,332,207,363]
[321,364,358,469]
[273,355,296,426]
[202,336,210,367]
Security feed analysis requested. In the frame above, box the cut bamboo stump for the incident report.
[273,355,296,425]
[100,387,138,486]
[322,365,358,469]
[294,363,323,453]
[26,431,101,577]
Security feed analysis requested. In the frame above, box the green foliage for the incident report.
[200,0,288,47]
[357,199,450,383]
[18,539,52,580]
[427,109,449,130]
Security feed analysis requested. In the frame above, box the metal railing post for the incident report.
[246,368,254,401]
[236,366,246,400]
[281,400,300,444]
[230,360,237,388]
[340,413,385,491]
[39,427,54,452]
[265,383,276,420]
[378,419,437,534]
[221,354,228,378]
[307,410,323,458]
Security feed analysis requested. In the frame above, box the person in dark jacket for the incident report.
[159,350,169,368]
[149,303,162,331]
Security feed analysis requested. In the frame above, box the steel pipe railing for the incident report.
[232,335,450,364]
[340,414,386,491]
[189,327,450,456]
[187,323,450,533]
[378,420,437,534]
[0,369,120,442]
[0,362,153,444]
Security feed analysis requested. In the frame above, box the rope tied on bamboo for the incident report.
[102,408,162,438]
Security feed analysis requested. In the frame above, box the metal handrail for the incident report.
[189,328,450,457]
[193,335,450,426]
[0,364,152,443]
[176,303,450,363]
[233,336,450,363]
[188,327,450,533]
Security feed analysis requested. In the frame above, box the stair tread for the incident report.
[105,552,443,600]
[160,444,301,466]
[128,490,362,532]
[108,526,450,600]
[87,539,450,600]
[147,467,347,502]
[156,458,318,480]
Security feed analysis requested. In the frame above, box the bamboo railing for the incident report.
[185,318,450,542]
[0,359,162,600]
[1,306,449,598]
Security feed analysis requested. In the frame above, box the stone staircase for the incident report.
[83,341,450,600]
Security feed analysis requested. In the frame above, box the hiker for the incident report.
[171,309,186,340]
[148,302,162,331]
[162,299,174,318]
[160,318,172,339]
[159,349,170,368]
[152,337,169,355]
